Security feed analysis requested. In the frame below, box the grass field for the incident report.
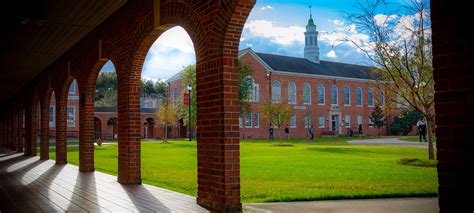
[49,138,438,203]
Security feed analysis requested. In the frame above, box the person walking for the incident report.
[268,125,274,140]
[309,125,315,141]
[284,125,290,140]
[358,123,363,139]
[416,118,427,142]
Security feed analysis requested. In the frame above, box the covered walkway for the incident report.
[0,148,206,212]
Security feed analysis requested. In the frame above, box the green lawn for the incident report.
[49,138,438,203]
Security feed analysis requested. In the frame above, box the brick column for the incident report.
[79,91,95,172]
[117,75,141,184]
[24,105,37,156]
[7,109,12,150]
[55,97,67,164]
[40,101,50,160]
[431,0,474,212]
[12,106,18,151]
[17,105,24,153]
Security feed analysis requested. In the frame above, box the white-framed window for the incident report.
[254,113,260,128]
[247,77,259,102]
[344,86,350,106]
[239,114,243,128]
[304,114,311,128]
[368,116,374,127]
[67,106,76,127]
[379,90,385,106]
[356,87,362,106]
[245,112,252,127]
[303,83,311,104]
[345,115,350,127]
[290,113,296,128]
[317,84,325,104]
[173,88,178,105]
[357,115,363,125]
[331,85,338,105]
[368,88,374,107]
[272,80,281,102]
[49,105,55,128]
[288,82,296,104]
[69,80,76,94]
[319,115,325,128]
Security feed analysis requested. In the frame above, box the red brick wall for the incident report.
[431,1,474,212]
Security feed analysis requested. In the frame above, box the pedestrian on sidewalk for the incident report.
[416,118,427,142]
[284,125,290,140]
[358,123,363,139]
[269,125,274,140]
[309,125,315,141]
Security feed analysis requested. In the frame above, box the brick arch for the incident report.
[39,88,55,160]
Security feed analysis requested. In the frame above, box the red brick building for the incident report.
[169,15,402,139]
[48,80,165,140]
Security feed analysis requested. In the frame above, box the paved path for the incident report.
[348,137,430,147]
[244,197,438,213]
[0,149,207,212]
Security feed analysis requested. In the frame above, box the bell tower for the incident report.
[304,6,320,63]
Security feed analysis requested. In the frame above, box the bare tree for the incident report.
[344,0,435,159]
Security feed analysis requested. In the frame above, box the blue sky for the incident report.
[101,0,410,80]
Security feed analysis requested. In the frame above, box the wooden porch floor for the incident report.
[0,148,207,212]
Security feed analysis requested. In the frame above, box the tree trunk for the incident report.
[164,123,168,142]
[426,117,435,160]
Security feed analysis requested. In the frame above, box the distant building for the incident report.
[168,13,403,139]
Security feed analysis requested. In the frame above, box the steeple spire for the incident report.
[304,5,320,63]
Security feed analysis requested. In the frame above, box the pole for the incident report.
[188,86,192,141]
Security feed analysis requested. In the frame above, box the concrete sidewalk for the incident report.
[348,137,431,147]
[244,197,438,213]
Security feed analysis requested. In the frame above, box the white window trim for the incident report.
[272,80,281,103]
[303,83,311,105]
[67,106,76,127]
[317,84,325,105]
[254,113,260,128]
[344,86,351,106]
[49,105,55,128]
[368,88,375,107]
[345,115,350,128]
[356,87,363,107]
[331,85,338,105]
[245,112,252,128]
[290,114,296,128]
[288,82,297,104]
[357,115,363,125]
[319,115,325,128]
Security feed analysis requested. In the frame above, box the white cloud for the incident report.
[243,19,305,45]
[329,19,344,26]
[326,50,337,58]
[260,5,272,11]
[373,14,397,27]
[142,26,196,80]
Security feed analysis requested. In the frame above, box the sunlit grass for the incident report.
[50,139,438,203]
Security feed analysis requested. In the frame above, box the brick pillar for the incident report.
[431,0,474,212]
[79,91,95,172]
[7,109,12,150]
[24,105,37,156]
[12,106,18,151]
[55,97,67,164]
[117,74,141,184]
[40,101,50,160]
[17,105,24,153]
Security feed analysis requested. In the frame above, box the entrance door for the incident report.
[331,115,340,132]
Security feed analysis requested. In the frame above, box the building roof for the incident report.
[253,51,375,80]
[166,71,184,83]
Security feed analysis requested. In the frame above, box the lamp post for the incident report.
[187,83,192,141]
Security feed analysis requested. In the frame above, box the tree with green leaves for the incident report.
[344,0,435,159]
[157,102,178,142]
[95,72,117,106]
[390,109,423,135]
[178,61,254,129]
[369,105,386,136]
[261,102,292,142]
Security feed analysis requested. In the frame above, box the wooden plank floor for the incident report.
[0,148,208,212]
